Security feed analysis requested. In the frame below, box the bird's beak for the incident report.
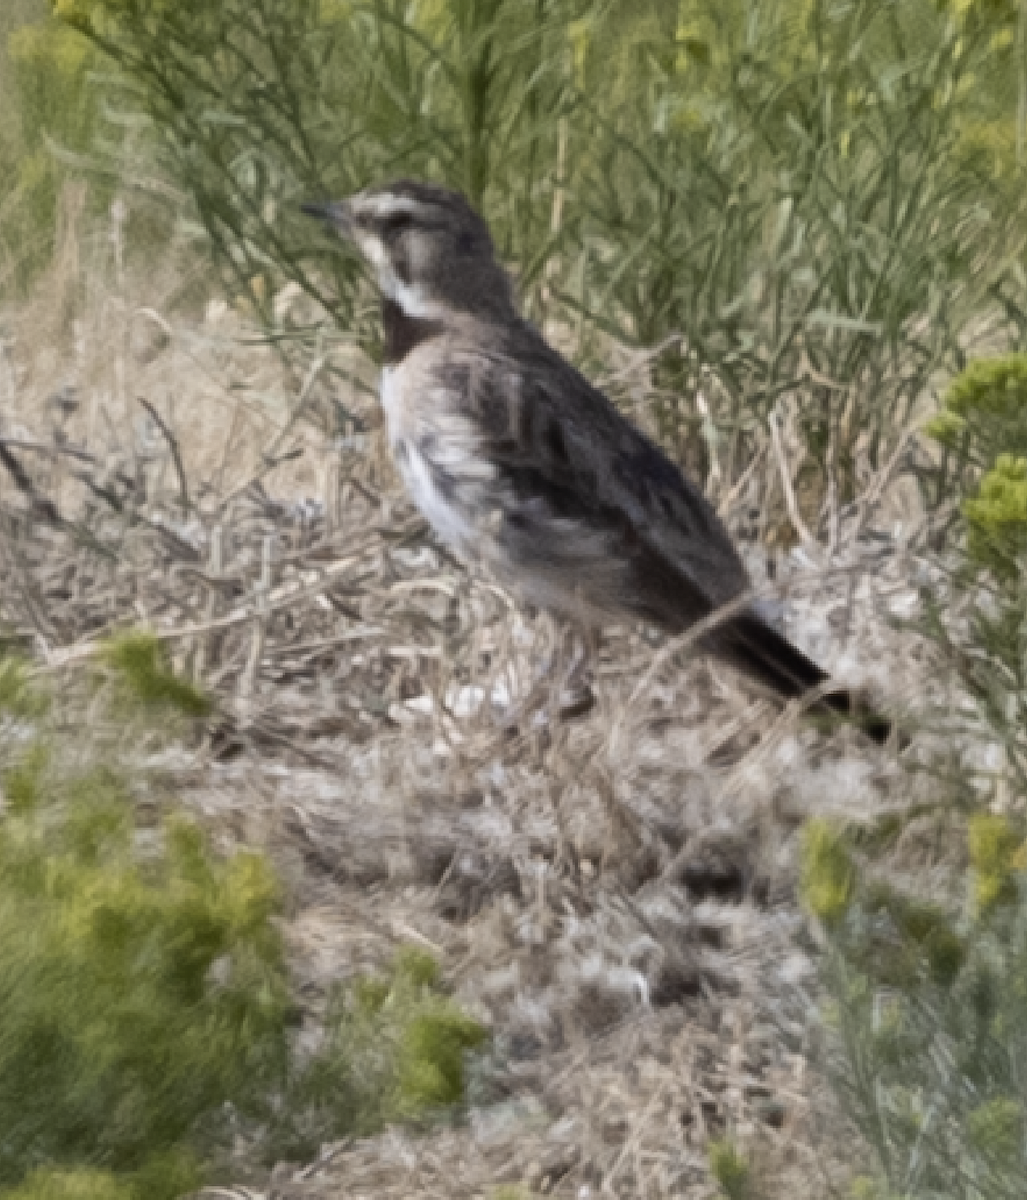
[300,200,353,237]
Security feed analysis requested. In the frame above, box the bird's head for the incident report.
[303,180,517,322]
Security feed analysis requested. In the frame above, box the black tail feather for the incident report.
[710,610,892,745]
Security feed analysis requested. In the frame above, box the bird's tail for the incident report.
[707,609,892,745]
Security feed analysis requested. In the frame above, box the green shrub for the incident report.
[921,353,1027,787]
[708,1137,752,1200]
[99,630,212,719]
[927,354,1027,477]
[0,649,488,1194]
[278,945,488,1152]
[811,351,1027,1192]
[0,3,106,293]
[801,818,857,928]
[968,813,1027,917]
[4,1167,140,1200]
[963,456,1027,581]
[0,655,48,721]
[805,814,1027,1199]
[572,0,1027,493]
[0,753,286,1195]
[930,354,1027,584]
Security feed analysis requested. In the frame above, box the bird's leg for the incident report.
[562,625,597,720]
[493,621,597,741]
[543,623,596,723]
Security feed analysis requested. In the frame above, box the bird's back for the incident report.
[382,314,751,631]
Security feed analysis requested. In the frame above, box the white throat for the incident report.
[358,235,449,321]
[380,274,448,321]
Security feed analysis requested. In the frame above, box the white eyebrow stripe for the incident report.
[365,194,424,220]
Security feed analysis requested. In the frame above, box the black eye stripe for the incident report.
[378,211,415,236]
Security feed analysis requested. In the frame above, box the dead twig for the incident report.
[0,439,63,528]
[137,396,192,511]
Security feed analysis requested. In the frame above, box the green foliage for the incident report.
[968,813,1025,916]
[854,352,1027,1190]
[1,740,52,812]
[804,825,967,988]
[343,942,487,1118]
[878,893,965,988]
[573,0,1026,493]
[0,655,49,721]
[927,353,1027,577]
[4,1167,139,1200]
[801,818,856,927]
[809,811,1027,1198]
[0,651,488,1194]
[708,1137,752,1200]
[277,944,487,1152]
[0,3,106,293]
[99,630,212,718]
[921,353,1027,791]
[397,1008,489,1110]
[8,19,94,141]
[0,744,286,1195]
[963,456,1027,580]
[927,354,1027,475]
[966,1096,1023,1161]
[847,1181,880,1200]
[847,1180,907,1200]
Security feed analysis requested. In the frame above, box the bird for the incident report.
[302,180,890,743]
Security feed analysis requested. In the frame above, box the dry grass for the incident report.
[0,212,964,1199]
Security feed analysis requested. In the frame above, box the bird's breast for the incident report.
[379,364,407,436]
[380,363,486,556]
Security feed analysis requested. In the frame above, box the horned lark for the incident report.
[303,180,889,742]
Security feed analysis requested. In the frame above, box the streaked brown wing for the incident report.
[440,330,750,631]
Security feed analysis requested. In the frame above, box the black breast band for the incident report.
[382,297,445,364]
